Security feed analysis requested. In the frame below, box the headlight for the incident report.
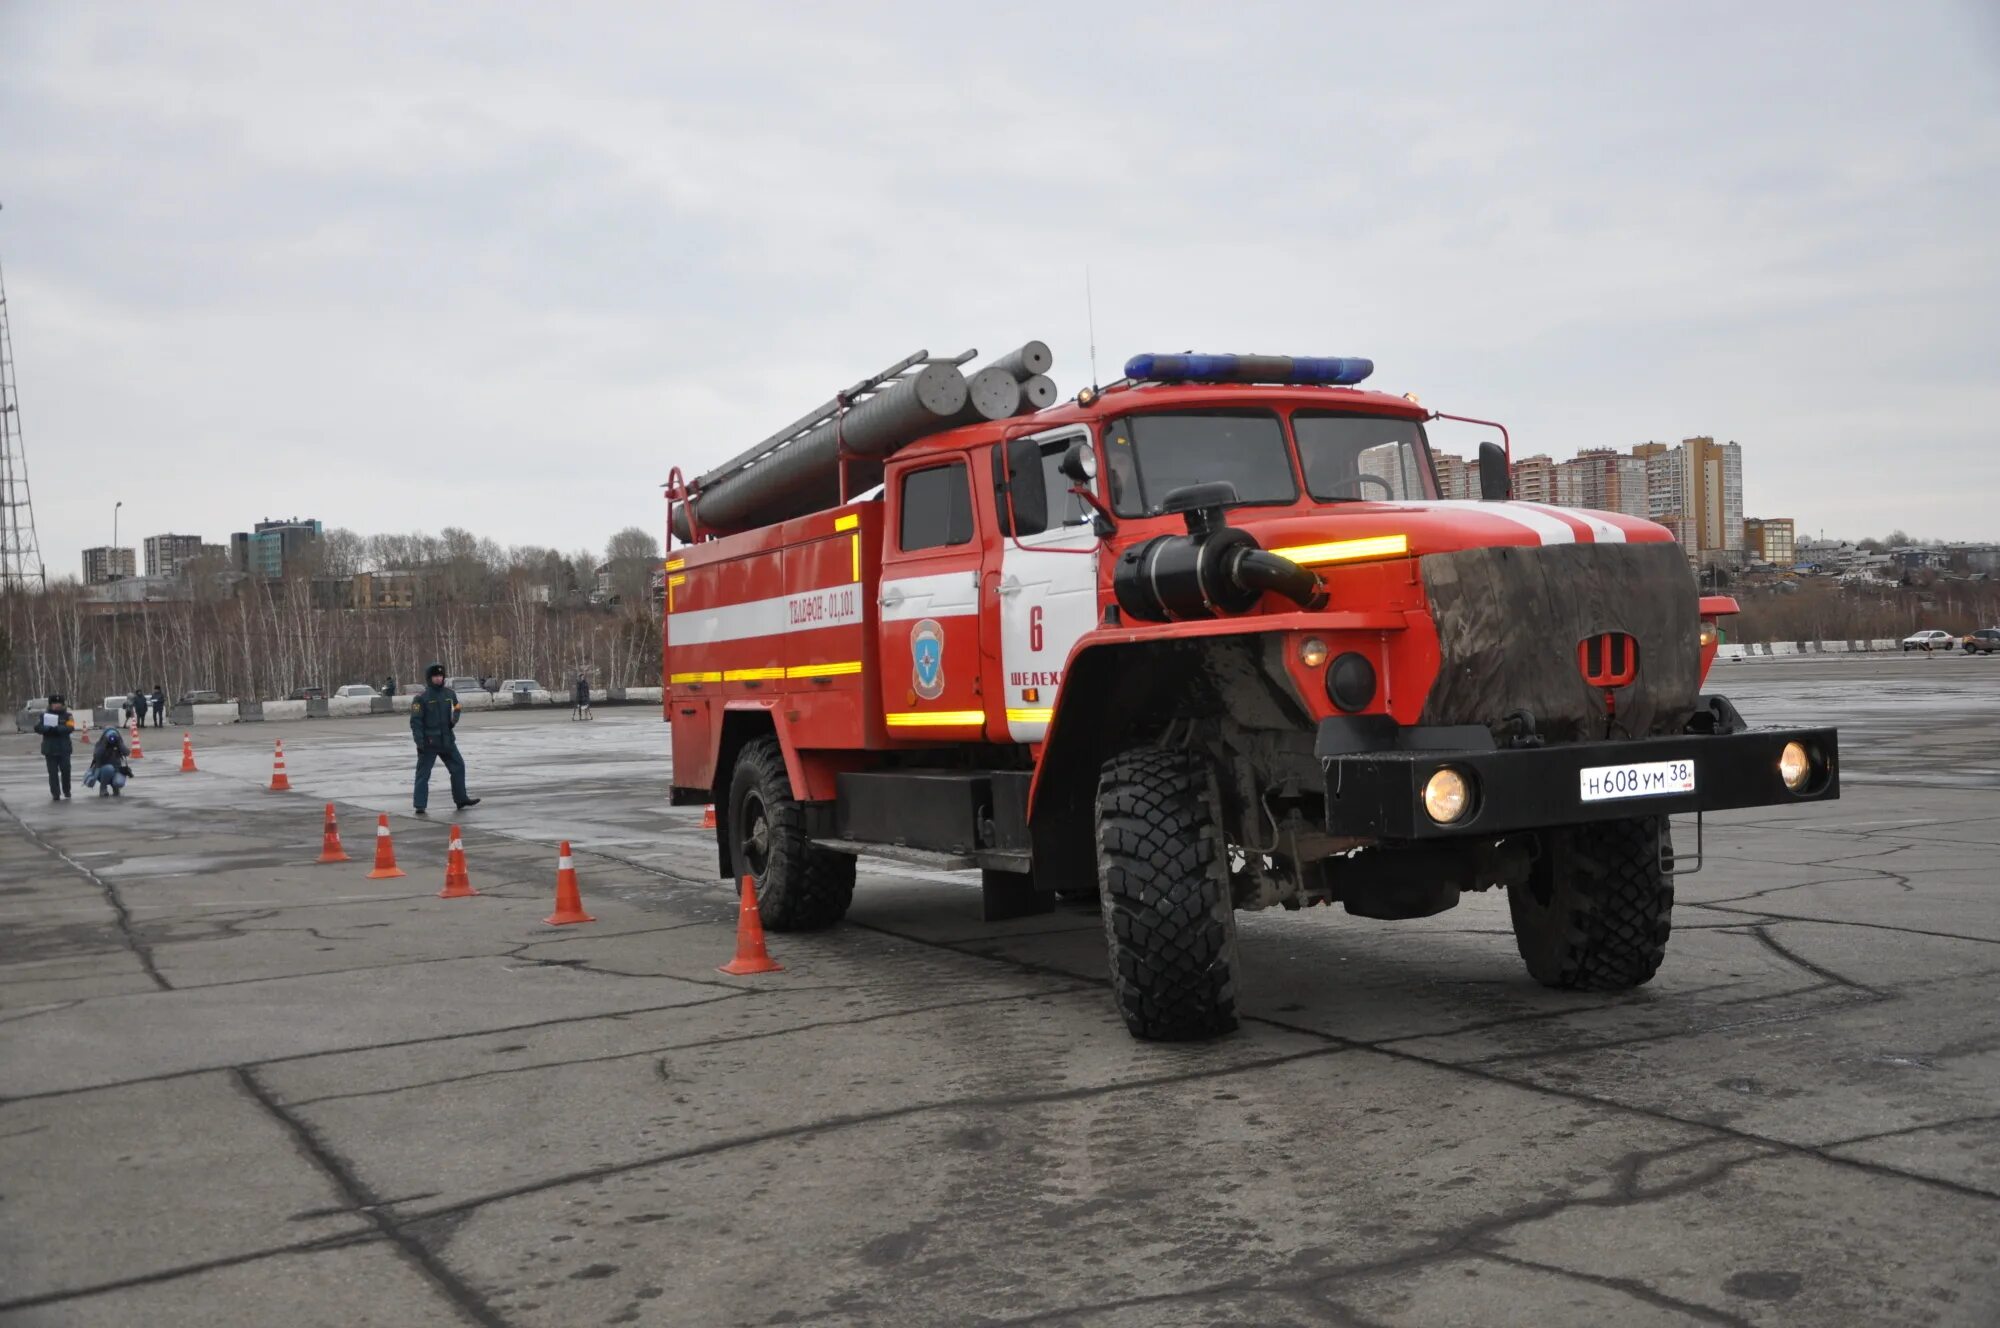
[1699,621,1719,649]
[1298,637,1329,668]
[1779,741,1810,791]
[1422,767,1473,823]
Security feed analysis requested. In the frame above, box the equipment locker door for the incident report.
[995,431,1099,743]
[879,457,986,738]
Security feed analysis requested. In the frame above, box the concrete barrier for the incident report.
[616,687,663,704]
[1824,640,1849,653]
[1871,638,1897,652]
[238,701,264,722]
[1718,644,1748,660]
[263,699,308,722]
[327,695,374,718]
[458,691,495,711]
[194,703,237,726]
[370,696,395,715]
[1771,641,1797,656]
[307,698,331,719]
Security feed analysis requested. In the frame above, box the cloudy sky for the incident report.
[4,1,1998,575]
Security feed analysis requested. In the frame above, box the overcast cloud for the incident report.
[4,1,1998,573]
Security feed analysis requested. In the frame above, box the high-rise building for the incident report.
[82,545,136,583]
[1630,437,1743,563]
[143,533,207,579]
[1510,454,1557,504]
[1559,449,1648,517]
[1432,451,1482,500]
[1745,517,1795,568]
[232,516,324,578]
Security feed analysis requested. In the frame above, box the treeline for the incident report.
[2,526,666,705]
[1731,579,2000,644]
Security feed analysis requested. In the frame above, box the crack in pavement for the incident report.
[232,1067,507,1327]
[0,795,170,990]
[282,982,1098,1107]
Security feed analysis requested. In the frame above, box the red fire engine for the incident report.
[665,346,1838,1040]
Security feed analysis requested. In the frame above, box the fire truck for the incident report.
[664,345,1839,1040]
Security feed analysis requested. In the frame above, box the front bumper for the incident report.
[1318,714,1838,840]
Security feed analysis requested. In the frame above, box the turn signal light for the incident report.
[1298,637,1330,668]
[1699,621,1720,649]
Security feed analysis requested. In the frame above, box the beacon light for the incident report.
[1124,353,1374,387]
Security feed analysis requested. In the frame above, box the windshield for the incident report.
[1294,411,1432,502]
[1103,410,1297,517]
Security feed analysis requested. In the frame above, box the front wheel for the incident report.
[1094,746,1240,1040]
[727,736,855,931]
[1507,817,1673,991]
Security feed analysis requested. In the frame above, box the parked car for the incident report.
[177,690,226,705]
[1901,630,1957,652]
[1964,628,2000,655]
[333,684,381,699]
[446,676,482,693]
[501,678,543,694]
[287,686,327,700]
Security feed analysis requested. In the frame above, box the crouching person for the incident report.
[85,726,133,797]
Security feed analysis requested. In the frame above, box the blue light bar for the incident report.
[1124,352,1374,387]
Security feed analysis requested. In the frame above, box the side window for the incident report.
[1037,438,1093,528]
[899,461,974,551]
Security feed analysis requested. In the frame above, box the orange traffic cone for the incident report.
[179,732,198,773]
[439,825,477,898]
[366,813,405,879]
[700,804,717,829]
[316,803,350,863]
[719,876,783,975]
[544,840,594,925]
[269,739,292,792]
[129,720,144,760]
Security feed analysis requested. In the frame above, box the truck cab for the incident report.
[666,349,1838,1041]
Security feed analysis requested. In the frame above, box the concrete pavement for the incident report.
[3,656,1998,1325]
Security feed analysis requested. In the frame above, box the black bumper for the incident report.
[1318,714,1838,840]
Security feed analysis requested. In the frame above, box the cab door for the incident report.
[879,455,986,739]
[994,429,1100,744]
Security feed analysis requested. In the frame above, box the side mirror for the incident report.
[993,437,1049,537]
[1477,441,1512,501]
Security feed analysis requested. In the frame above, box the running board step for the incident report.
[810,838,1032,875]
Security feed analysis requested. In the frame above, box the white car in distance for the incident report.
[1900,630,1957,652]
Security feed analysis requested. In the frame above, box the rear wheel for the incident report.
[1094,746,1240,1040]
[1508,817,1673,991]
[727,737,854,931]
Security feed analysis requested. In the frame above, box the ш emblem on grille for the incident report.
[1578,632,1639,688]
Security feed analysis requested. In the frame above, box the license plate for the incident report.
[1579,759,1696,803]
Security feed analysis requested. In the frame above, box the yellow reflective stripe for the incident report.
[1005,707,1054,724]
[850,533,860,581]
[667,573,686,611]
[1268,533,1409,566]
[834,513,860,531]
[665,558,686,571]
[885,710,986,728]
[723,667,786,682]
[669,671,722,684]
[786,660,863,678]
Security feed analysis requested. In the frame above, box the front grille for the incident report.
[1416,541,1700,743]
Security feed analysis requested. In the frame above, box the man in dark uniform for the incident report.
[34,694,77,801]
[409,663,480,816]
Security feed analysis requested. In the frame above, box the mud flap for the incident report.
[981,869,1053,922]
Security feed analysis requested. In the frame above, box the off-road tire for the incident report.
[727,736,855,931]
[1508,816,1673,990]
[1094,746,1240,1040]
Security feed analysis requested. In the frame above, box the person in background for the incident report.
[150,684,166,728]
[572,672,592,720]
[384,673,397,698]
[85,725,132,797]
[34,694,77,801]
[128,688,147,729]
[409,662,480,816]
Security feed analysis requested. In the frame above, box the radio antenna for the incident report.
[1085,264,1100,390]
